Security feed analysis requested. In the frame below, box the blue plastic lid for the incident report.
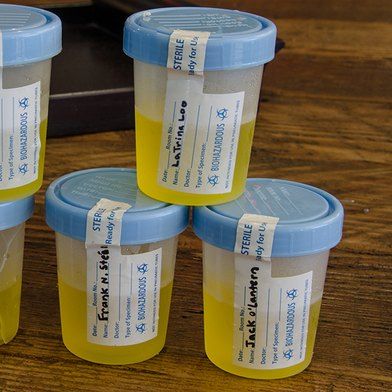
[0,196,34,230]
[0,4,62,66]
[193,179,344,257]
[46,168,189,245]
[123,7,277,70]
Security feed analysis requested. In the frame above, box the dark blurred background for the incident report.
[4,0,285,137]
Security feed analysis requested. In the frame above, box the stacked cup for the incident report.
[0,5,61,345]
[46,168,189,364]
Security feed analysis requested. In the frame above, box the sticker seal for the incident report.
[85,198,162,346]
[233,213,313,369]
[157,29,245,195]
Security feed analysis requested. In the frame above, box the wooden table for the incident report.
[0,1,391,391]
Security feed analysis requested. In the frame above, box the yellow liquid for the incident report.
[0,119,47,202]
[58,279,173,364]
[135,110,255,206]
[0,277,22,345]
[204,290,322,379]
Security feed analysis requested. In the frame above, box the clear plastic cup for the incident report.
[46,168,189,364]
[193,179,344,379]
[0,5,62,202]
[124,8,276,206]
[0,196,34,344]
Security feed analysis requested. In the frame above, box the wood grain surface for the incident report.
[0,1,391,391]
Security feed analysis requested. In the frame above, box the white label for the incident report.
[233,214,313,369]
[87,246,162,346]
[158,30,245,194]
[0,81,41,189]
[85,199,162,346]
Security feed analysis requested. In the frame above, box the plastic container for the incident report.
[0,196,34,344]
[46,168,189,364]
[193,179,344,379]
[0,4,62,201]
[124,8,276,206]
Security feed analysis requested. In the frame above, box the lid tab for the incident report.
[193,179,344,257]
[123,7,277,70]
[46,168,189,244]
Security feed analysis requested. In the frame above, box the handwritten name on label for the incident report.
[158,29,245,195]
[85,198,162,346]
[233,213,313,369]
[233,259,313,369]
[87,246,162,346]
